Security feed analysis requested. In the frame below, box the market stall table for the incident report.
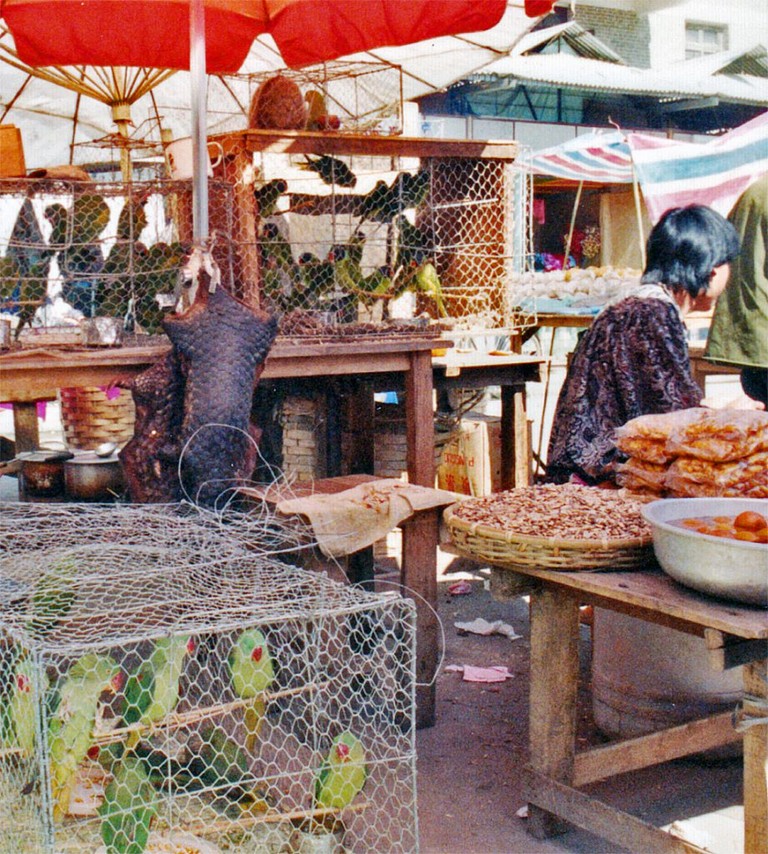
[482,562,768,853]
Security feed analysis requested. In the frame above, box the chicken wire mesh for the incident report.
[244,146,534,336]
[0,177,237,343]
[0,502,418,854]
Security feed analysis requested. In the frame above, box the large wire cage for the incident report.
[0,503,418,854]
[241,144,533,337]
[0,176,236,343]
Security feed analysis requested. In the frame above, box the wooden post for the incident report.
[216,146,261,308]
[743,658,768,854]
[527,587,581,838]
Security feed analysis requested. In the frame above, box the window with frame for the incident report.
[685,22,728,59]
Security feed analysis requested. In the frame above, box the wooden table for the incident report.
[483,562,768,853]
[430,351,544,489]
[0,338,436,488]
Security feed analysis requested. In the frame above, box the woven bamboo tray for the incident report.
[444,504,654,571]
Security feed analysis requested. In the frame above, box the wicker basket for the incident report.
[444,503,654,571]
[58,386,136,450]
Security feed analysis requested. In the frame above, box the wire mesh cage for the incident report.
[241,142,533,336]
[238,63,403,136]
[0,177,237,344]
[0,502,418,854]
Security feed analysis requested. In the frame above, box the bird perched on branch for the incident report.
[121,635,195,750]
[229,629,275,751]
[49,653,123,820]
[254,178,288,219]
[301,155,357,188]
[314,732,367,810]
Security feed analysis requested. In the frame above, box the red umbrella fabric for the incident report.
[1,0,507,72]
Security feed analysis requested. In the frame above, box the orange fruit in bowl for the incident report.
[734,511,767,532]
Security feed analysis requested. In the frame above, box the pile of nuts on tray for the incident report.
[450,483,652,541]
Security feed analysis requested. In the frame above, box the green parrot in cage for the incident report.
[228,629,275,752]
[121,635,195,749]
[301,154,357,188]
[26,558,77,640]
[409,261,448,318]
[0,656,48,757]
[314,731,368,810]
[98,754,157,854]
[49,652,123,821]
[254,178,288,219]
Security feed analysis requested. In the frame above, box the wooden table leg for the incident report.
[527,585,581,838]
[12,402,40,453]
[743,658,768,854]
[405,349,434,488]
[401,508,439,730]
[500,384,530,490]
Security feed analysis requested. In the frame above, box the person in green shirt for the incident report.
[706,175,768,407]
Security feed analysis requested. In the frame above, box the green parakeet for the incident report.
[49,652,122,820]
[301,155,357,188]
[0,656,48,756]
[122,635,195,747]
[254,178,288,219]
[314,732,367,810]
[0,255,21,300]
[229,629,275,752]
[228,629,274,699]
[98,754,157,854]
[27,558,77,640]
[409,262,448,318]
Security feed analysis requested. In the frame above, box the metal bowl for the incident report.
[641,498,768,608]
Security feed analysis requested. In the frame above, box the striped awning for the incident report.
[521,113,768,222]
[626,112,768,222]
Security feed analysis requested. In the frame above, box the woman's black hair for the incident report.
[641,204,740,298]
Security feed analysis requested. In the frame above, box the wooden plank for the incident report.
[573,711,740,787]
[704,628,768,670]
[405,348,435,489]
[215,129,519,161]
[401,508,440,730]
[743,658,768,854]
[524,768,694,853]
[523,569,768,641]
[11,401,38,452]
[527,587,581,838]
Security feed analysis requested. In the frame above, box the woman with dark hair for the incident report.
[546,204,741,486]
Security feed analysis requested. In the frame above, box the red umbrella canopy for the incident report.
[0,0,507,72]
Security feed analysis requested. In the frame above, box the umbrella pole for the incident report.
[190,0,209,243]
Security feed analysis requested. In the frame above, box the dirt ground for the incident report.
[404,549,744,854]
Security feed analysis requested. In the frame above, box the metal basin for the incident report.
[641,498,768,608]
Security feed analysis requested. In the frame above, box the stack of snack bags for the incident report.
[614,408,768,499]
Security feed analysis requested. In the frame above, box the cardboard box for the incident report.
[0,125,26,177]
[437,413,501,496]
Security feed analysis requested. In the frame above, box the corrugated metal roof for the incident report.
[473,50,768,106]
[515,21,626,64]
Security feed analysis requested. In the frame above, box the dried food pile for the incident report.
[449,483,651,542]
[615,408,768,499]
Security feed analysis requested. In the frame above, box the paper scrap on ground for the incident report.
[448,580,473,595]
[445,664,514,683]
[455,618,520,640]
[276,479,457,558]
